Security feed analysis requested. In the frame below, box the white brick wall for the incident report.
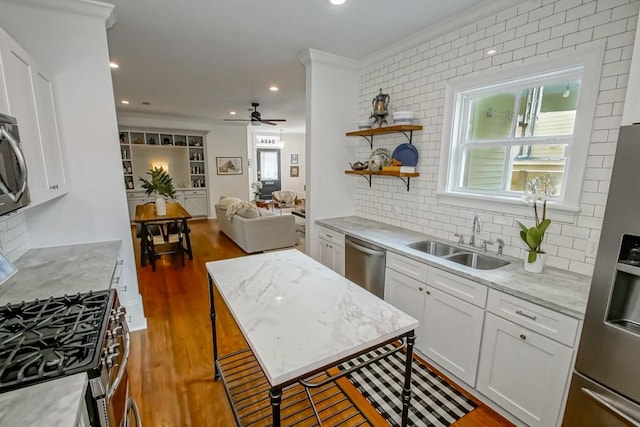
[0,212,29,262]
[355,0,640,276]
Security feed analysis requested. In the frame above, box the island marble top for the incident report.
[317,216,592,319]
[206,249,419,387]
[0,240,122,426]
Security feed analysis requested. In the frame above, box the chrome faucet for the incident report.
[470,215,481,247]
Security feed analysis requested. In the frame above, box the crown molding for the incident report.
[359,0,525,69]
[4,0,116,27]
[298,48,358,70]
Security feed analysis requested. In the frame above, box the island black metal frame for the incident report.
[207,274,416,427]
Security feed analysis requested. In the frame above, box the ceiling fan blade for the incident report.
[260,119,287,122]
[261,120,278,126]
[223,118,250,122]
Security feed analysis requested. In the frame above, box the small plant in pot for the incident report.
[516,175,557,273]
[139,166,176,215]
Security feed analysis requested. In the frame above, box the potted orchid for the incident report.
[516,175,557,273]
[251,181,263,201]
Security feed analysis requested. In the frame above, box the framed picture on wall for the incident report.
[290,166,299,177]
[291,153,298,164]
[216,157,243,175]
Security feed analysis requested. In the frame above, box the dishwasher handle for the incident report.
[346,238,385,257]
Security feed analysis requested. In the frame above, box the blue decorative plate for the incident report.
[391,143,418,167]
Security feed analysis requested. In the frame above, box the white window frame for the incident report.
[438,43,605,217]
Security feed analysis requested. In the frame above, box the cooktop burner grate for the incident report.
[0,290,114,392]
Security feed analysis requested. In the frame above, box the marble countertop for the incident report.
[0,241,122,427]
[317,216,591,319]
[206,249,418,386]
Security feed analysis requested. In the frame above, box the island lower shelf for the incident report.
[344,170,419,191]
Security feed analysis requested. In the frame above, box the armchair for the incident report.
[271,190,302,214]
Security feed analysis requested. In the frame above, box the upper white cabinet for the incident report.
[0,27,66,207]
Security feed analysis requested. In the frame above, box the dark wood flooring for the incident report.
[128,218,513,426]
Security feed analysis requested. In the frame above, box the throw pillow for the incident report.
[226,200,257,220]
[218,196,242,210]
[236,205,260,218]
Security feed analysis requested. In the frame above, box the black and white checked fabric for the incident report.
[338,344,476,427]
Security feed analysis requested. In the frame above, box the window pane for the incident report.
[260,151,279,180]
[516,81,579,138]
[509,144,566,195]
[468,93,515,140]
[462,146,506,190]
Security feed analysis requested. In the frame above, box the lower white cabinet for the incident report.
[422,286,484,387]
[181,189,208,217]
[477,312,573,426]
[317,225,345,275]
[384,257,484,387]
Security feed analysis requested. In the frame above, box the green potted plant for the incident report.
[516,175,557,273]
[139,166,176,215]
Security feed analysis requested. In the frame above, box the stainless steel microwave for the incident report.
[0,113,29,216]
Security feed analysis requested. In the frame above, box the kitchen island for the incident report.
[206,249,419,426]
[0,241,122,427]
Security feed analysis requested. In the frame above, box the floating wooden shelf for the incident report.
[345,170,420,191]
[345,124,422,137]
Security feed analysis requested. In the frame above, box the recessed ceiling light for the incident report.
[230,111,236,115]
[109,62,119,69]
[486,49,497,55]
[121,100,130,104]
[329,0,346,5]
[269,86,279,92]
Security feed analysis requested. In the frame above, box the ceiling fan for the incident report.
[224,102,287,126]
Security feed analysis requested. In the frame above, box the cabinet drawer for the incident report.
[182,189,206,196]
[486,289,579,347]
[427,267,487,308]
[386,252,428,282]
[317,225,344,247]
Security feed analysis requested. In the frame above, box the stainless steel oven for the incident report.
[86,294,141,427]
[0,113,29,215]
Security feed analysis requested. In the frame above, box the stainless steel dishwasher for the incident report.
[345,235,386,298]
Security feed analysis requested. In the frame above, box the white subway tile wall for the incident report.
[356,0,640,276]
[0,212,29,262]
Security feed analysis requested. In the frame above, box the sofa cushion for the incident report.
[218,196,242,210]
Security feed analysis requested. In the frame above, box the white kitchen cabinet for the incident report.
[181,189,208,217]
[384,252,484,387]
[317,225,344,275]
[477,312,573,427]
[384,267,426,346]
[422,285,484,387]
[0,28,67,206]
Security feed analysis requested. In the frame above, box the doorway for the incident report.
[256,148,281,199]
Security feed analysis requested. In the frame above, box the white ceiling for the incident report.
[105,0,491,132]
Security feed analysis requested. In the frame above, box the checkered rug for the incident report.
[339,344,477,427]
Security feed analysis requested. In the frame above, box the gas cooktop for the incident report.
[0,290,114,392]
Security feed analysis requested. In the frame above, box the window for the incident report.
[439,45,604,213]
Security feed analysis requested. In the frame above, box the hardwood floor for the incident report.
[128,219,513,426]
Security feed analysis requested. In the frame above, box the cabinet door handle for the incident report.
[519,334,527,340]
[418,287,423,292]
[515,310,537,321]
[426,290,431,295]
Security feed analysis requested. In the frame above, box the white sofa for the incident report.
[215,197,296,253]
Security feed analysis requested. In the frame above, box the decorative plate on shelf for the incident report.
[391,143,418,167]
[369,147,391,165]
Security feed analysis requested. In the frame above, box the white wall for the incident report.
[300,49,358,257]
[117,112,249,216]
[0,1,146,328]
[355,0,640,275]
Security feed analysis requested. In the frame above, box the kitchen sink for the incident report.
[406,240,463,257]
[445,252,510,270]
